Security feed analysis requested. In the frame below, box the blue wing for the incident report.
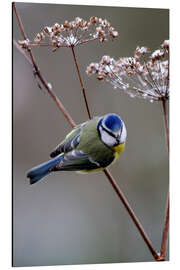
[50,122,87,158]
[54,150,101,171]
[50,119,102,171]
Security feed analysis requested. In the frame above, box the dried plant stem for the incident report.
[13,2,162,261]
[162,99,169,152]
[71,46,92,119]
[160,99,169,260]
[13,2,27,40]
[160,194,169,260]
[103,169,160,261]
[13,3,76,129]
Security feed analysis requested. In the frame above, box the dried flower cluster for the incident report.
[87,40,169,102]
[18,17,118,50]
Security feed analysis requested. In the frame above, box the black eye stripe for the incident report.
[101,124,117,139]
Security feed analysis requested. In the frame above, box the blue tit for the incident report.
[27,113,127,185]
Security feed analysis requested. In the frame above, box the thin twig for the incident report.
[162,99,169,152]
[160,194,169,259]
[71,45,92,119]
[13,3,76,129]
[13,2,27,40]
[103,169,161,261]
[160,99,169,260]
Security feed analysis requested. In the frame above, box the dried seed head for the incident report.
[151,49,165,62]
[97,76,104,81]
[54,23,60,29]
[111,31,118,38]
[90,16,98,24]
[87,40,169,102]
[161,40,169,51]
[34,32,45,43]
[18,16,118,49]
[44,26,52,35]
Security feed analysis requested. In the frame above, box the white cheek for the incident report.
[101,130,116,146]
[120,124,127,143]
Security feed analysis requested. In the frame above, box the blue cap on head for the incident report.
[104,114,122,132]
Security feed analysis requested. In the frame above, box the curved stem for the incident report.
[13,2,27,40]
[160,99,169,260]
[13,3,76,129]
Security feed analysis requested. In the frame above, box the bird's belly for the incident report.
[77,167,105,174]
[78,143,125,174]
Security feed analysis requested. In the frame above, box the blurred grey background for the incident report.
[13,2,169,267]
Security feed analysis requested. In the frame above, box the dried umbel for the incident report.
[18,17,118,50]
[87,40,169,102]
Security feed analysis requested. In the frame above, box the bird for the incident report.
[27,113,127,185]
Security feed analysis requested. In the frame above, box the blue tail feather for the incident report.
[27,154,64,185]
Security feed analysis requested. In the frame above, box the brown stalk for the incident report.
[162,99,169,152]
[71,45,92,119]
[159,99,169,260]
[103,169,160,260]
[13,2,162,261]
[13,3,76,129]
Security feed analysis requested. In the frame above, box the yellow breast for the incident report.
[78,143,125,174]
[112,143,125,162]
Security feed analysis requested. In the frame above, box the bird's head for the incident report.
[98,113,127,147]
